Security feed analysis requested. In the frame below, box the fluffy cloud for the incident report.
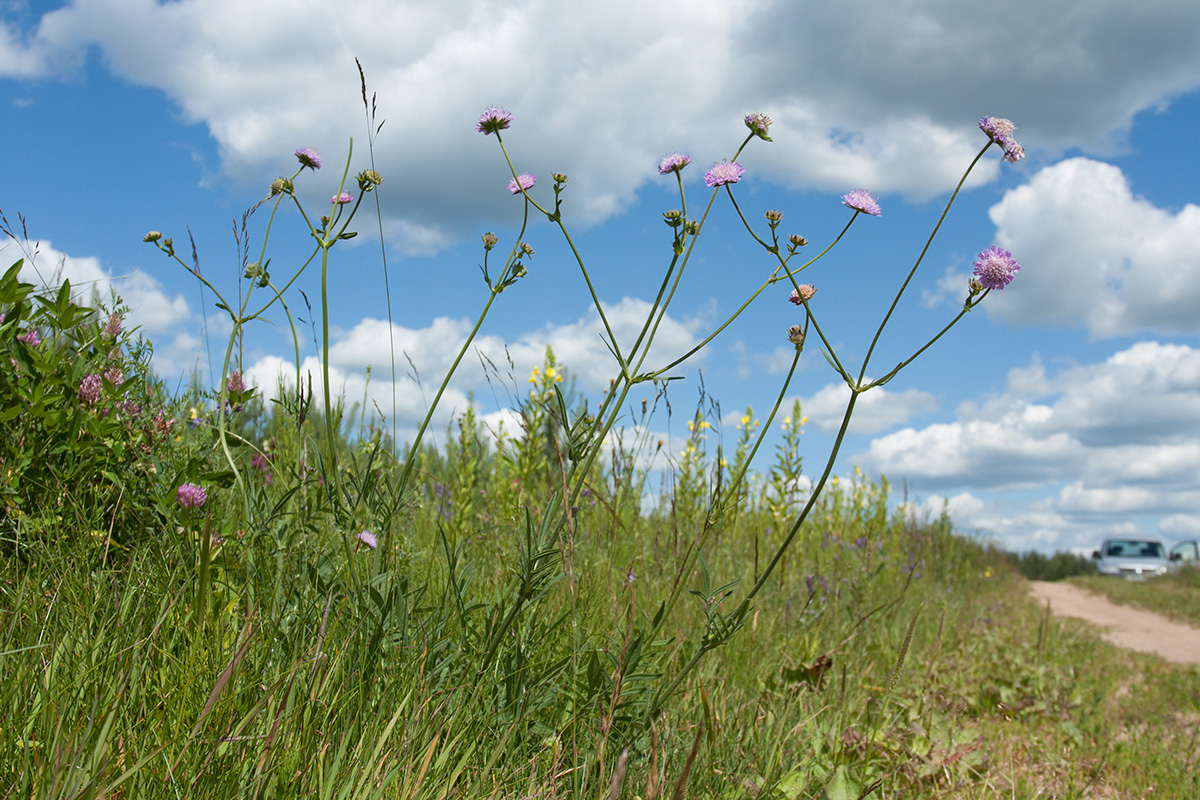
[983,158,1200,337]
[860,341,1200,550]
[4,0,1200,249]
[800,381,939,435]
[242,295,702,431]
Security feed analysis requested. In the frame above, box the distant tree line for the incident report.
[1005,550,1098,581]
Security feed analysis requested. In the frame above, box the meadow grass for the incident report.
[1070,570,1200,628]
[3,443,1199,798]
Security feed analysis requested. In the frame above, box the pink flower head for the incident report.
[331,192,353,205]
[972,245,1021,290]
[788,285,817,305]
[508,173,537,194]
[356,530,378,550]
[295,148,322,170]
[17,329,41,346]
[226,370,245,395]
[842,189,881,216]
[103,367,124,388]
[477,106,513,135]
[658,152,691,175]
[703,160,745,187]
[78,373,103,406]
[176,482,207,510]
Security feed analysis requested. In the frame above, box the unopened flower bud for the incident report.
[482,232,498,249]
[552,172,568,184]
[663,209,683,227]
[684,220,701,236]
[764,209,784,222]
[357,169,383,191]
[787,325,806,346]
[511,262,528,279]
[968,276,984,293]
[520,242,535,256]
[788,234,808,248]
[143,231,162,242]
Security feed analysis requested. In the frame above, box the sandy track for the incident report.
[1028,580,1200,666]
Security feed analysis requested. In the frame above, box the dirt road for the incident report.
[1028,581,1200,666]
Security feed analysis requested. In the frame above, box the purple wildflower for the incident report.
[507,173,536,194]
[1002,141,1025,163]
[176,482,207,509]
[788,285,817,305]
[842,189,881,216]
[703,159,745,187]
[657,152,691,175]
[226,370,245,395]
[331,192,353,205]
[356,530,378,550]
[102,312,122,339]
[103,367,124,388]
[295,148,321,170]
[972,245,1021,290]
[979,117,1024,163]
[476,106,513,135]
[744,113,772,141]
[78,373,103,406]
[978,116,1015,144]
[17,330,40,346]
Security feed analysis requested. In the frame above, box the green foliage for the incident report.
[0,260,188,551]
[1006,548,1098,581]
[1072,568,1200,626]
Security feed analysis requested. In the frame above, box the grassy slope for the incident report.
[1069,569,1200,628]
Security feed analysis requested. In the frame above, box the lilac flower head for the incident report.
[17,329,41,346]
[507,173,537,194]
[78,373,103,407]
[103,367,124,388]
[703,159,745,188]
[978,116,1016,144]
[842,189,881,216]
[226,370,245,395]
[744,113,773,141]
[176,482,207,509]
[295,148,322,170]
[477,106,513,135]
[1002,141,1025,163]
[657,152,692,175]
[356,530,378,550]
[788,285,817,305]
[972,245,1021,290]
[331,192,353,205]
[980,117,1025,163]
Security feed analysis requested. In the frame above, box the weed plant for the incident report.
[5,83,1196,798]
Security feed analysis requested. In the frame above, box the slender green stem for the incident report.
[858,141,993,382]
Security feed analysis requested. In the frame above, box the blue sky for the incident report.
[3,0,1200,554]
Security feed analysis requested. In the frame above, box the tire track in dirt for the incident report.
[1028,580,1200,666]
